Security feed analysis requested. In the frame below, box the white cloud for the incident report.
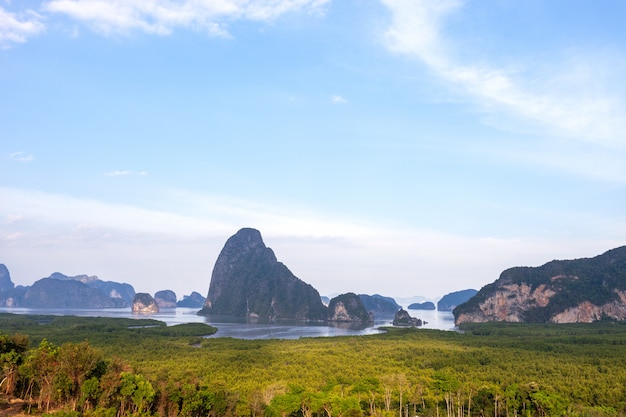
[104,170,147,176]
[380,0,626,147]
[43,0,330,37]
[330,94,347,104]
[0,6,45,47]
[9,152,34,162]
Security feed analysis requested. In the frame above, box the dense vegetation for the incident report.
[1,313,626,417]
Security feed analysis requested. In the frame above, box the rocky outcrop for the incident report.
[437,289,477,311]
[393,309,423,327]
[177,292,206,308]
[132,293,159,314]
[155,290,177,308]
[359,294,401,318]
[199,228,327,321]
[408,301,436,310]
[327,293,374,323]
[454,246,626,325]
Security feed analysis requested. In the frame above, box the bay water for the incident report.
[0,307,456,339]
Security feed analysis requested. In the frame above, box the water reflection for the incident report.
[0,307,456,339]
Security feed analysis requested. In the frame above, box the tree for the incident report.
[267,387,302,417]
[0,333,29,395]
[56,341,105,410]
[432,370,460,417]
[23,339,59,412]
[119,372,155,415]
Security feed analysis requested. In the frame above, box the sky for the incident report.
[1,0,625,302]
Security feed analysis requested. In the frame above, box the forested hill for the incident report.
[437,289,477,311]
[454,246,626,324]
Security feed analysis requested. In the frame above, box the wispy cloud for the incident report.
[43,0,330,37]
[9,151,34,162]
[0,6,44,47]
[104,170,147,177]
[380,0,626,147]
[330,94,347,104]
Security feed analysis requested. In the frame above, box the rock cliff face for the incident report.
[132,293,159,313]
[199,228,327,321]
[0,264,15,293]
[454,246,626,325]
[327,293,374,323]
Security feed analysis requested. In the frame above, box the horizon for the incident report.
[2,1,625,300]
[0,249,464,303]
[1,235,622,303]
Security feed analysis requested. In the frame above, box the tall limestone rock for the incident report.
[454,246,626,325]
[0,264,23,307]
[199,228,327,321]
[0,264,15,292]
[327,293,374,323]
[132,293,159,314]
[155,290,177,308]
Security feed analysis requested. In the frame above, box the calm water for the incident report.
[0,307,456,339]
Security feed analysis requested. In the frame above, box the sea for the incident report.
[0,307,456,339]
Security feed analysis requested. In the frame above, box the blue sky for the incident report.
[1,0,625,301]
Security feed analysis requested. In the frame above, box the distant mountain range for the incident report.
[0,269,135,309]
[0,265,205,309]
[454,246,626,324]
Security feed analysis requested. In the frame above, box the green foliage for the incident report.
[2,316,626,416]
[0,332,29,395]
[0,313,216,346]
